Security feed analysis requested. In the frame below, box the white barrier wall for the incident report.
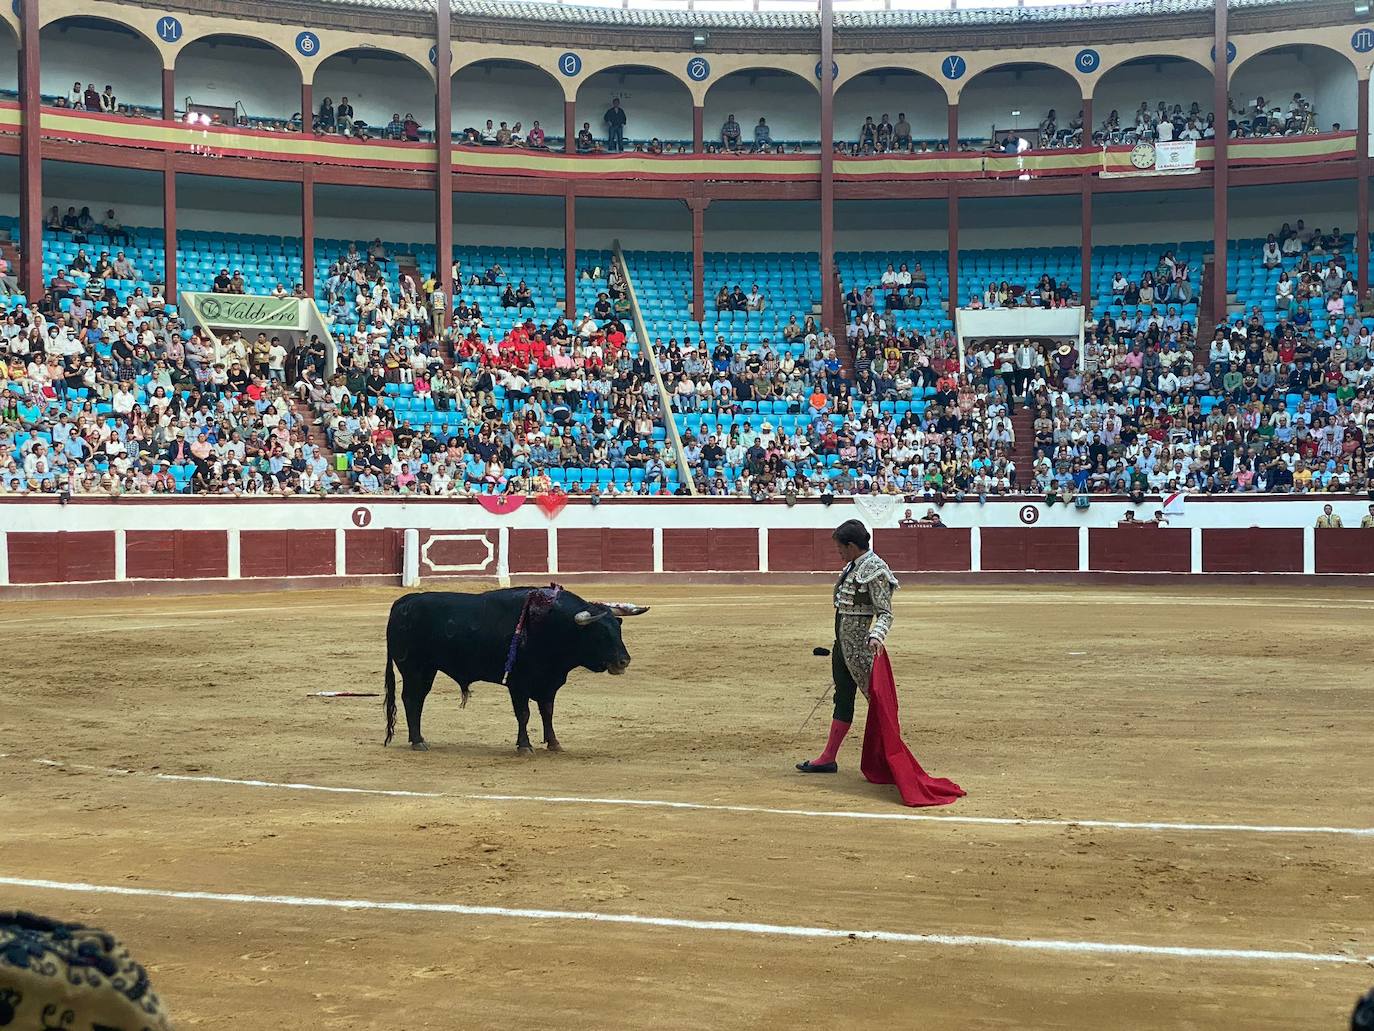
[2,495,1373,591]
[2,494,1371,534]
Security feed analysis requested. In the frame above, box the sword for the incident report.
[792,646,834,742]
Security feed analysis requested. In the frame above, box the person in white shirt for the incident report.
[1275,272,1294,310]
[1261,236,1282,269]
[1156,117,1174,143]
[267,340,288,380]
[111,384,136,416]
[23,445,49,481]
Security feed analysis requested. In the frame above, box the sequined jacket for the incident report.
[833,549,899,645]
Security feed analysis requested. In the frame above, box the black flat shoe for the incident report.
[796,760,838,774]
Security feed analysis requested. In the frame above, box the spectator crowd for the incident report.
[5,204,1374,500]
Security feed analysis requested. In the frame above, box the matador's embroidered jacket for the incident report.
[832,549,899,687]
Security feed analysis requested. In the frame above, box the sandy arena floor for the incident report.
[0,582,1371,1029]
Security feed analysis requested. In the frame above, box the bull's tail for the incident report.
[383,639,397,746]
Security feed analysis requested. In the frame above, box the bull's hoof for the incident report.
[546,741,564,753]
[516,744,535,756]
[411,741,430,752]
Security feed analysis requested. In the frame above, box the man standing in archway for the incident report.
[604,97,627,153]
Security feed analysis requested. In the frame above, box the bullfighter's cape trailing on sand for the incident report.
[861,649,965,807]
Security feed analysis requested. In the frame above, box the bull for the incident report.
[383,587,649,755]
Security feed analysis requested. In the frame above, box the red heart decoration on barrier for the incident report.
[478,494,526,515]
[536,492,568,519]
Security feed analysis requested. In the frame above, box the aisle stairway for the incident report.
[1010,405,1036,489]
[1199,257,1217,333]
[830,271,855,378]
[290,397,335,471]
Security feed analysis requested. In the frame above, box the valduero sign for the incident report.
[185,293,305,330]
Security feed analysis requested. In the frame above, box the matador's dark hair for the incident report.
[832,518,871,551]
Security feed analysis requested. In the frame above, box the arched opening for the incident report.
[702,68,818,153]
[312,48,432,141]
[958,63,1081,149]
[40,16,161,116]
[574,66,691,153]
[1230,44,1356,135]
[175,34,301,129]
[453,59,563,149]
[834,67,947,153]
[1092,56,1214,144]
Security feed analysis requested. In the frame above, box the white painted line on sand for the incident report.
[26,759,443,798]
[14,756,1374,839]
[459,792,1374,838]
[0,875,1365,967]
[154,772,443,798]
[72,623,185,633]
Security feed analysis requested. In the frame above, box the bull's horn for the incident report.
[604,603,650,617]
[574,609,608,626]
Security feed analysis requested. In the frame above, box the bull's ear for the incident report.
[604,603,650,617]
[574,609,609,627]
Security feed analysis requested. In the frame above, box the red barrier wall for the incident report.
[662,528,758,572]
[507,528,550,574]
[769,529,835,571]
[242,530,336,578]
[346,529,402,575]
[1088,527,1192,573]
[557,528,654,573]
[874,527,973,572]
[416,530,495,576]
[980,527,1079,571]
[7,531,115,584]
[1314,528,1374,574]
[13,510,1374,591]
[126,530,229,580]
[1201,528,1304,573]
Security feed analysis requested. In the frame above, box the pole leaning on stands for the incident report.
[612,239,698,495]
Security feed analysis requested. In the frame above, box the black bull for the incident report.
[383,588,648,754]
